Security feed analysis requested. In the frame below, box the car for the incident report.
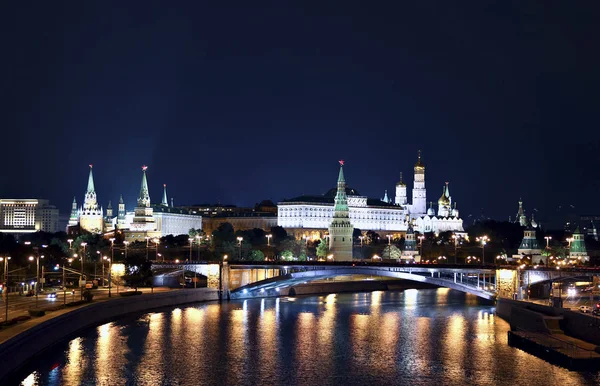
[579,306,592,313]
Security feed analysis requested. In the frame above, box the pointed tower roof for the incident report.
[119,194,124,204]
[444,182,450,198]
[137,165,151,207]
[71,196,77,206]
[162,184,169,206]
[382,190,389,203]
[107,200,112,209]
[86,164,95,193]
[337,161,346,184]
[396,172,406,186]
[414,150,424,168]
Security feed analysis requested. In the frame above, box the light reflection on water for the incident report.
[13,289,600,386]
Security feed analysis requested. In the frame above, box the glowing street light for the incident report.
[386,235,392,245]
[266,234,272,247]
[237,237,243,260]
[476,236,489,265]
[327,254,334,261]
[1,256,11,321]
[544,236,552,249]
[67,239,73,250]
[418,235,425,259]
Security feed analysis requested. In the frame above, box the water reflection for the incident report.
[15,288,600,386]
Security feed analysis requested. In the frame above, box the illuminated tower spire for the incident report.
[131,166,155,232]
[328,160,353,261]
[68,196,79,227]
[161,184,168,207]
[411,150,427,215]
[138,165,151,207]
[80,164,104,233]
[117,194,127,228]
[395,172,407,205]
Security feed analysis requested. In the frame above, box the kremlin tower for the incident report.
[79,165,104,233]
[411,151,427,216]
[328,161,354,261]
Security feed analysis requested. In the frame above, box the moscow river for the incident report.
[12,289,600,385]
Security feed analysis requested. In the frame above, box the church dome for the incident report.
[438,189,450,206]
[427,206,435,216]
[324,186,360,198]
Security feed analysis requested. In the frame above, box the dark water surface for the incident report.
[12,289,600,385]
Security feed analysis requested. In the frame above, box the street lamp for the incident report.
[1,256,11,322]
[28,255,40,308]
[386,235,392,245]
[145,236,150,261]
[418,235,425,259]
[476,236,489,265]
[67,239,73,250]
[327,254,334,261]
[544,236,552,249]
[124,241,129,260]
[153,238,160,260]
[188,238,193,261]
[195,235,201,260]
[451,234,459,264]
[266,234,272,247]
[237,237,243,260]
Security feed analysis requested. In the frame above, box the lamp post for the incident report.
[195,235,201,261]
[1,256,10,322]
[102,256,107,286]
[359,236,364,259]
[124,241,129,261]
[153,238,160,261]
[28,255,40,308]
[451,234,459,264]
[188,238,193,261]
[476,236,489,265]
[544,236,552,249]
[67,239,73,250]
[109,238,115,297]
[418,235,425,260]
[237,237,243,260]
[145,236,150,261]
[266,234,272,247]
[80,242,87,300]
[386,235,392,246]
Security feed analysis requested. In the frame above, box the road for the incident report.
[0,287,176,322]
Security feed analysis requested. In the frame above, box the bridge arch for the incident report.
[229,267,496,300]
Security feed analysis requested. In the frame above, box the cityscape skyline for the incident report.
[2,2,598,228]
[0,155,591,230]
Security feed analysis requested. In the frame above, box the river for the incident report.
[11,289,600,385]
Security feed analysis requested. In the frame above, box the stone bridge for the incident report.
[150,262,600,301]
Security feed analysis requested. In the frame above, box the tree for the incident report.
[122,250,153,289]
[281,250,294,261]
[270,226,288,245]
[212,222,235,245]
[248,250,265,262]
[316,239,329,259]
[365,230,380,245]
[353,228,362,240]
[382,245,402,259]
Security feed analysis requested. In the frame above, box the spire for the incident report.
[415,150,424,168]
[86,164,95,193]
[119,194,124,204]
[383,190,389,203]
[107,200,112,209]
[337,160,346,185]
[162,184,168,206]
[72,196,77,208]
[333,160,349,216]
[137,165,151,207]
[444,182,450,198]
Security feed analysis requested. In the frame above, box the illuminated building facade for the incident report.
[0,199,59,234]
[277,153,464,238]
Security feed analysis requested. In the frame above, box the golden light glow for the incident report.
[111,263,125,277]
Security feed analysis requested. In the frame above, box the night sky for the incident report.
[1,2,599,228]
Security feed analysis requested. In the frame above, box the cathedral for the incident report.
[277,152,464,238]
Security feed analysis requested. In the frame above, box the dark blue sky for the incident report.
[1,1,598,227]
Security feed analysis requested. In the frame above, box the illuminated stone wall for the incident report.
[496,269,518,299]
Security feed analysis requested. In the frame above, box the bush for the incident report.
[83,290,94,302]
[119,291,143,297]
[66,300,88,307]
[28,309,46,317]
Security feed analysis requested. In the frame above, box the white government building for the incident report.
[277,153,464,238]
